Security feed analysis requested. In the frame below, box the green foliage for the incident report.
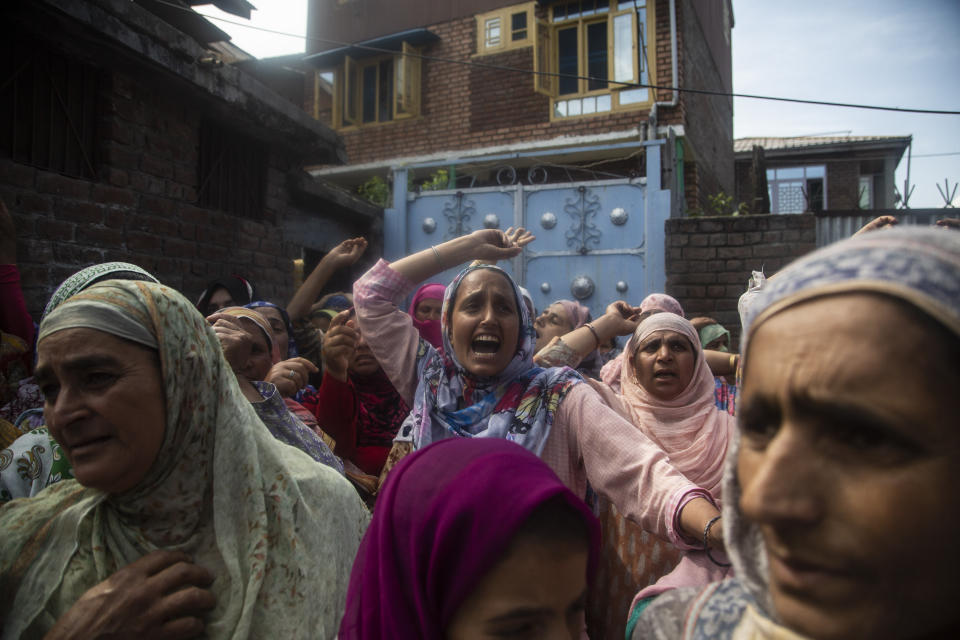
[420,169,449,191]
[699,191,749,217]
[357,176,390,207]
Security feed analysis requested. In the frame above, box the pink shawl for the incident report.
[595,313,733,498]
[408,283,445,348]
[598,293,685,389]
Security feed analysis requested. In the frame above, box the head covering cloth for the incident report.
[340,438,601,639]
[408,283,446,348]
[553,299,602,378]
[42,262,159,320]
[2,280,368,638]
[195,275,255,313]
[244,301,298,358]
[615,313,734,496]
[218,306,282,363]
[600,293,686,390]
[698,323,730,352]
[397,264,583,456]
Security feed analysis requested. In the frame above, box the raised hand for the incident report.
[853,215,898,236]
[322,237,368,270]
[321,310,359,382]
[604,300,643,336]
[44,550,215,640]
[503,226,536,249]
[266,357,318,397]
[465,229,526,262]
[206,313,252,372]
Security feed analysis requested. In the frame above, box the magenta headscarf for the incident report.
[600,293,685,389]
[339,438,601,639]
[408,282,445,348]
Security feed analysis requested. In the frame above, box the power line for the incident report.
[186,1,960,116]
[911,152,960,158]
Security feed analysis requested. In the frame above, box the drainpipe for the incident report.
[647,0,678,141]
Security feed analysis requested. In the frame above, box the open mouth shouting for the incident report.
[471,334,502,358]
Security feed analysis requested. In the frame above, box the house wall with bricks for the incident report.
[664,213,817,348]
[2,70,367,322]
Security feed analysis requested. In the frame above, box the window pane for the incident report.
[805,164,825,178]
[587,20,608,91]
[569,98,582,116]
[596,94,611,111]
[613,13,633,82]
[583,96,596,114]
[807,178,824,211]
[486,17,502,47]
[555,100,568,117]
[557,27,579,95]
[618,87,647,104]
[776,167,804,180]
[596,0,610,12]
[512,12,527,40]
[362,65,376,123]
[378,59,393,122]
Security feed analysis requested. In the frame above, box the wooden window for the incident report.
[331,43,421,129]
[197,122,266,219]
[476,3,535,55]
[535,0,654,119]
[0,31,100,179]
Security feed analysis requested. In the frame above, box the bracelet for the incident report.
[728,353,737,371]
[583,323,601,349]
[431,245,443,270]
[703,515,731,567]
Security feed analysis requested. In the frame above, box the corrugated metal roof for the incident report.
[734,135,911,154]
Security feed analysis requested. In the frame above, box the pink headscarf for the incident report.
[599,293,686,389]
[409,283,445,348]
[555,299,591,329]
[340,438,600,639]
[596,312,733,497]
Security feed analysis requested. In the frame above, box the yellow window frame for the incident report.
[475,2,536,56]
[331,44,422,130]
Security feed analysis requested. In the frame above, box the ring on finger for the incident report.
[287,369,296,379]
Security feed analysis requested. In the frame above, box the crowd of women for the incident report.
[1,197,958,639]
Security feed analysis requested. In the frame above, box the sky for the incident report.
[196,0,960,208]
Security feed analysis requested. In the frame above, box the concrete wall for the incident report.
[664,213,816,347]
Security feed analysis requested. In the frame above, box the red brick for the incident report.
[58,202,104,224]
[35,218,76,242]
[126,231,163,252]
[76,225,124,246]
[16,193,54,215]
[93,184,138,207]
[163,238,196,258]
[0,160,36,188]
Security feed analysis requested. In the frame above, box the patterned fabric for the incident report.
[341,438,601,640]
[352,368,409,449]
[250,381,343,474]
[637,227,960,638]
[713,378,737,416]
[0,280,368,639]
[290,316,323,370]
[397,264,583,457]
[600,293,686,390]
[41,261,158,320]
[0,428,73,503]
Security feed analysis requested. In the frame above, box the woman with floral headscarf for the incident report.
[353,230,724,588]
[633,226,960,639]
[0,279,368,638]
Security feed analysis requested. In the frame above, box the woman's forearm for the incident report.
[389,236,474,284]
[287,260,338,321]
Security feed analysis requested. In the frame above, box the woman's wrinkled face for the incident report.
[238,318,273,382]
[738,294,960,640]
[446,536,588,640]
[206,286,234,315]
[253,306,290,356]
[36,328,166,494]
[533,303,573,353]
[414,297,443,322]
[449,270,521,378]
[631,330,696,400]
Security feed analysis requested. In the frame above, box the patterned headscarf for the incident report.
[396,265,583,456]
[1,281,368,638]
[219,306,282,363]
[42,261,158,320]
[340,438,601,639]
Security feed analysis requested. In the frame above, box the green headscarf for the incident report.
[42,261,159,320]
[698,323,730,352]
[1,280,368,638]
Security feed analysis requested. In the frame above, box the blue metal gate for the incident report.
[384,141,671,318]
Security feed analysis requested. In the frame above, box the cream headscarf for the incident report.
[1,280,368,638]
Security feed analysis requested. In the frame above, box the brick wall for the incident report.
[2,69,367,321]
[826,160,860,210]
[331,1,684,166]
[664,214,816,348]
